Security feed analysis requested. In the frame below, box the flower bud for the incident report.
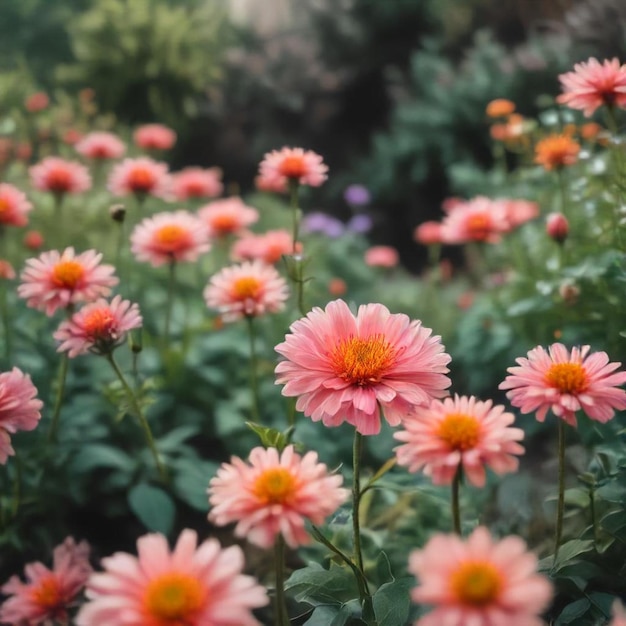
[559,281,580,305]
[546,212,569,244]
[109,204,126,223]
[23,230,44,250]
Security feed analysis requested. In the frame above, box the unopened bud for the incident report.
[110,204,126,223]
[546,212,569,244]
[559,281,580,305]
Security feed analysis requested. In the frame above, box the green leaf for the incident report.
[373,578,412,626]
[128,483,175,535]
[553,539,595,570]
[304,601,363,626]
[156,425,200,453]
[173,458,218,511]
[285,563,359,607]
[556,598,591,624]
[246,422,292,451]
[71,444,135,473]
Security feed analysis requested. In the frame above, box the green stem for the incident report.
[554,419,566,565]
[0,278,11,366]
[10,451,21,518]
[164,260,176,340]
[589,485,598,547]
[451,465,462,535]
[556,168,569,219]
[246,316,261,422]
[48,353,69,443]
[289,180,300,255]
[274,536,289,626]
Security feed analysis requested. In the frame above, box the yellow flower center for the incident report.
[437,413,481,451]
[278,155,307,179]
[82,307,116,340]
[252,467,297,505]
[143,572,205,623]
[154,225,191,253]
[330,334,396,386]
[30,574,64,611]
[232,276,261,300]
[450,561,503,606]
[545,362,588,394]
[51,260,84,289]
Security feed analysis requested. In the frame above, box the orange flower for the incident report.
[534,134,580,170]
[485,98,515,118]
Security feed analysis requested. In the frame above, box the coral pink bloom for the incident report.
[24,230,44,251]
[409,526,552,626]
[0,537,91,625]
[275,300,451,435]
[414,221,443,245]
[75,529,268,626]
[255,173,288,194]
[499,343,626,426]
[364,245,399,268]
[209,445,348,548]
[231,229,300,264]
[610,600,626,626]
[18,247,118,316]
[557,57,626,117]
[546,212,569,244]
[75,131,126,160]
[204,260,289,322]
[394,395,524,487]
[0,183,33,227]
[0,368,43,464]
[133,123,177,151]
[24,92,50,113]
[501,199,539,229]
[54,295,142,358]
[198,197,259,239]
[107,157,171,199]
[30,157,91,197]
[439,197,510,244]
[172,167,223,201]
[259,146,328,188]
[0,260,15,280]
[131,210,210,267]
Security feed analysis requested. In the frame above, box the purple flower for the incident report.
[347,214,373,234]
[344,184,371,207]
[301,212,345,238]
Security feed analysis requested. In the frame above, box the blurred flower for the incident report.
[259,146,328,189]
[0,537,91,625]
[502,199,539,229]
[395,395,524,486]
[610,600,626,626]
[414,221,443,245]
[534,133,580,170]
[275,299,451,435]
[172,167,223,201]
[254,173,288,194]
[54,296,142,358]
[557,57,626,117]
[343,184,371,206]
[0,368,43,464]
[133,123,177,151]
[546,212,569,244]
[15,142,32,162]
[409,526,552,626]
[0,138,12,165]
[346,213,373,234]
[485,98,515,118]
[0,260,15,280]
[204,260,288,322]
[439,197,509,244]
[301,211,344,238]
[456,291,474,310]
[580,122,604,142]
[231,229,300,264]
[559,281,580,306]
[208,445,348,548]
[75,529,268,626]
[328,277,347,296]
[19,248,118,316]
[30,157,91,197]
[23,230,44,251]
[75,131,126,160]
[499,343,626,426]
[131,210,210,267]
[364,245,399,268]
[490,113,530,146]
[198,197,259,239]
[24,92,49,113]
[62,129,83,146]
[109,204,125,223]
[108,157,170,200]
[0,183,33,227]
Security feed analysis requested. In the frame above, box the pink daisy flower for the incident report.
[501,199,539,230]
[198,197,259,239]
[414,221,443,246]
[364,245,399,268]
[133,123,177,151]
[0,537,91,625]
[0,367,43,464]
[54,295,142,358]
[204,260,289,322]
[131,210,210,267]
[255,173,288,194]
[409,526,552,626]
[75,529,268,626]
[208,445,348,548]
[24,92,50,113]
[30,157,92,197]
[75,131,126,160]
[439,197,510,244]
[394,395,524,487]
[172,167,224,201]
[258,146,328,189]
[499,343,626,426]
[107,157,171,199]
[231,229,300,265]
[275,299,451,435]
[610,600,626,626]
[557,57,626,117]
[0,183,32,227]
[0,260,15,280]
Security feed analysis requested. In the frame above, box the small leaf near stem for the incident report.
[554,418,567,565]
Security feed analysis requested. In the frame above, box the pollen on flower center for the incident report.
[30,575,64,611]
[143,572,205,622]
[278,155,307,179]
[545,362,588,394]
[330,334,396,386]
[82,308,116,340]
[154,225,190,252]
[232,276,261,300]
[450,561,503,606]
[252,467,296,505]
[437,413,481,450]
[128,168,155,192]
[51,260,85,289]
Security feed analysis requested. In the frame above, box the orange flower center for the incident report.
[437,413,481,451]
[232,276,261,300]
[252,467,297,505]
[210,214,238,235]
[82,307,116,340]
[466,214,491,240]
[30,574,64,611]
[51,260,85,289]
[450,561,503,606]
[154,225,192,253]
[330,334,396,386]
[128,167,156,193]
[278,155,307,179]
[0,197,9,214]
[545,362,588,394]
[143,572,205,624]
[46,168,73,193]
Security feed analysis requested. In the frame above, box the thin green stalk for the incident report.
[164,260,176,340]
[48,353,69,443]
[554,419,567,565]
[289,180,300,255]
[246,315,261,422]
[10,451,21,518]
[274,536,289,626]
[556,168,569,219]
[451,465,462,535]
[589,485,598,547]
[0,279,11,365]
[288,180,307,315]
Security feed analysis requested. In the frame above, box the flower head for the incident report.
[30,157,91,196]
[204,260,289,322]
[259,147,328,189]
[502,199,539,229]
[610,600,626,626]
[231,229,300,264]
[301,212,345,238]
[172,167,223,201]
[344,184,371,207]
[409,526,552,626]
[18,248,118,316]
[131,210,210,267]
[107,157,171,199]
[0,183,33,227]
[534,133,580,170]
[414,221,443,246]
[133,123,177,151]
[364,245,399,268]
[209,445,348,548]
[439,197,510,244]
[75,132,126,160]
[275,300,451,435]
[486,98,515,118]
[499,343,626,426]
[23,230,44,251]
[75,529,268,626]
[546,212,569,244]
[0,537,91,625]
[394,395,524,487]
[0,260,15,280]
[198,197,259,239]
[24,92,50,113]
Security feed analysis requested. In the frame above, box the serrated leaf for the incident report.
[128,483,175,535]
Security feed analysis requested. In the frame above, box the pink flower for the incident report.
[75,131,126,160]
[0,368,43,464]
[30,157,91,197]
[54,296,142,358]
[231,229,300,264]
[546,212,569,244]
[24,92,49,113]
[364,245,399,268]
[172,167,223,201]
[208,445,348,548]
[0,183,33,227]
[414,221,443,245]
[198,197,259,239]
[0,537,91,625]
[75,529,268,626]
[23,230,44,251]
[133,123,177,151]
[610,600,626,626]
[107,157,170,199]
[439,197,510,244]
[409,526,552,626]
[394,395,524,487]
[204,260,289,321]
[557,57,626,117]
[501,199,539,229]
[499,343,626,426]
[18,247,118,316]
[275,300,451,435]
[255,173,288,194]
[131,210,210,267]
[0,260,15,280]
[259,147,328,189]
